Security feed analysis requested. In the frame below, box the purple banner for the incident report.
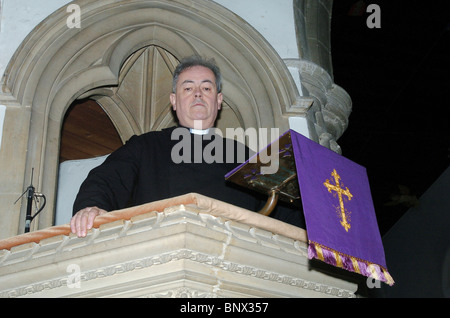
[291,130,394,285]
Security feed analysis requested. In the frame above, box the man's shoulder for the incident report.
[119,127,177,153]
[130,126,178,140]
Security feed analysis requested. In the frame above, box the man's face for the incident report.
[170,65,223,129]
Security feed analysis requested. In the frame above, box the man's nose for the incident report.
[194,87,202,97]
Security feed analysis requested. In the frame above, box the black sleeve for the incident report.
[72,136,141,214]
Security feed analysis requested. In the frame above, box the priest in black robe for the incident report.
[71,55,304,237]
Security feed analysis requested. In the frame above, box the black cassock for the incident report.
[73,126,305,228]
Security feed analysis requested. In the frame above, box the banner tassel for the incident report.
[308,241,394,286]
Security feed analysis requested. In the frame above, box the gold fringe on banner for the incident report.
[308,241,394,286]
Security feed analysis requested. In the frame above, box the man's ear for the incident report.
[170,93,176,110]
[217,93,223,110]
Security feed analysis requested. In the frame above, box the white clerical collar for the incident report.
[189,128,210,135]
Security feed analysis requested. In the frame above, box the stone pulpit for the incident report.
[0,193,357,298]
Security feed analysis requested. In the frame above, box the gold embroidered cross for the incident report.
[323,169,353,232]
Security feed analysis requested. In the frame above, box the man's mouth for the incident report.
[192,101,205,107]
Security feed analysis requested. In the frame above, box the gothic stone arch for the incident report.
[3,0,301,233]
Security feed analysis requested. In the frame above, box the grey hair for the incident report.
[172,55,222,93]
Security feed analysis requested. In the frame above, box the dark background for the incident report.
[330,0,449,236]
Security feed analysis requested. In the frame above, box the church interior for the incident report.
[0,0,448,298]
[59,0,449,236]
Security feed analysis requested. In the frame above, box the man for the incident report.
[70,55,304,237]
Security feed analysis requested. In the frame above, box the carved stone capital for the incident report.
[285,58,352,149]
